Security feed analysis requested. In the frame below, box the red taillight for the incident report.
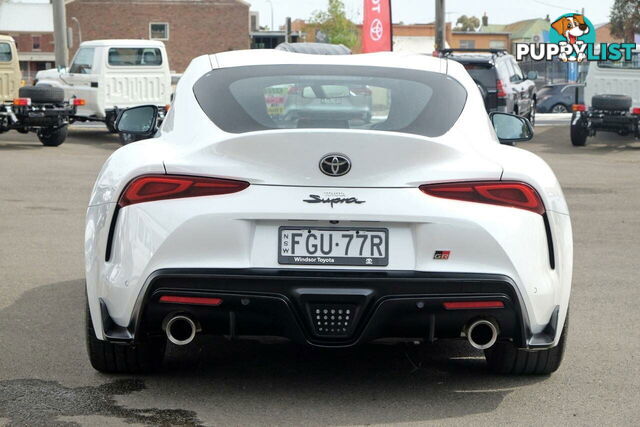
[419,181,545,215]
[118,175,249,207]
[13,97,31,106]
[572,104,587,112]
[496,79,507,98]
[288,86,301,94]
[632,107,640,115]
[72,98,86,106]
[443,301,504,310]
[159,295,223,306]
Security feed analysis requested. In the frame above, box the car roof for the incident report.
[211,49,445,74]
[0,34,15,42]
[79,39,166,48]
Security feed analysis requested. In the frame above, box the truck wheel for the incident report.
[119,132,143,145]
[570,113,588,146]
[19,85,65,104]
[37,126,68,147]
[485,312,568,375]
[591,94,632,111]
[105,112,118,133]
[85,299,166,374]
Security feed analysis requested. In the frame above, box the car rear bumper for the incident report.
[99,268,560,350]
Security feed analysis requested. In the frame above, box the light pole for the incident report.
[265,0,274,30]
[71,17,82,45]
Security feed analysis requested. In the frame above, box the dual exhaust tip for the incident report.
[164,314,199,346]
[164,314,499,349]
[465,318,499,350]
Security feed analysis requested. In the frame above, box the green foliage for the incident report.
[309,0,359,49]
[610,0,640,43]
[454,15,480,32]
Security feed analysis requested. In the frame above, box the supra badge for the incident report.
[434,250,451,260]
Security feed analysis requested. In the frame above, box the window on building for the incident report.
[69,48,95,74]
[459,40,476,49]
[32,35,41,51]
[489,40,506,49]
[149,23,169,40]
[0,42,12,62]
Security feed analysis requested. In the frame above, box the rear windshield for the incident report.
[0,42,12,62]
[193,65,467,137]
[108,48,163,66]
[460,63,496,89]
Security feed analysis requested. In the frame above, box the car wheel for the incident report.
[37,126,68,147]
[85,299,166,373]
[551,103,569,113]
[528,101,536,126]
[485,312,568,375]
[570,113,589,146]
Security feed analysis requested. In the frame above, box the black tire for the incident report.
[528,100,536,126]
[19,85,65,104]
[591,94,632,111]
[118,132,143,145]
[37,126,68,147]
[85,299,166,374]
[570,113,588,146]
[550,103,569,113]
[485,312,568,375]
[105,111,119,133]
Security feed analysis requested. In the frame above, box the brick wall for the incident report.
[66,0,250,72]
[11,33,55,53]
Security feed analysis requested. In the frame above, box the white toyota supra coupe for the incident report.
[85,49,572,375]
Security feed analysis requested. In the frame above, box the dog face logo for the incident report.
[549,13,595,62]
[551,14,589,44]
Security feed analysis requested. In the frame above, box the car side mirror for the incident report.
[526,70,538,80]
[490,112,534,145]
[115,105,159,136]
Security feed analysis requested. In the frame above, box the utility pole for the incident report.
[435,0,445,53]
[52,0,69,68]
[285,17,292,43]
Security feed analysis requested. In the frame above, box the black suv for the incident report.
[442,49,537,125]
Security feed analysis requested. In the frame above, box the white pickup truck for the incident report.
[35,39,171,139]
[570,47,640,146]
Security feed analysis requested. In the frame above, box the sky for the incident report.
[251,0,616,29]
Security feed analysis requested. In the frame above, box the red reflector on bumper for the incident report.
[159,295,223,306]
[443,301,504,310]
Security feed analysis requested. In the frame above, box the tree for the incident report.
[454,15,480,32]
[308,0,358,49]
[610,0,640,43]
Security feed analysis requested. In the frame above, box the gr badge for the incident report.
[434,250,451,260]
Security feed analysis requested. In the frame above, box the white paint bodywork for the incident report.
[35,39,171,118]
[85,50,572,347]
[584,47,640,108]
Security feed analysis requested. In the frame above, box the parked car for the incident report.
[442,48,538,125]
[85,50,571,376]
[536,83,584,113]
[35,39,171,142]
[570,49,640,146]
[0,35,80,146]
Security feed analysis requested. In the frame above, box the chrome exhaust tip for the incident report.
[465,319,499,350]
[165,315,198,346]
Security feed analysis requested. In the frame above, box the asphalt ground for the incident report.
[0,123,639,426]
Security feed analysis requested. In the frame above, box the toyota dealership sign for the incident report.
[362,0,392,52]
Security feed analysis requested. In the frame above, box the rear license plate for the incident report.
[278,227,388,266]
